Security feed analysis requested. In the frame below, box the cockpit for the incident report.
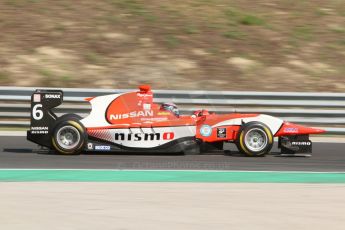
[160,102,180,117]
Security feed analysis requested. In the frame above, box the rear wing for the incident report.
[27,90,63,148]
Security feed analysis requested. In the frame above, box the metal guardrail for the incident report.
[0,86,344,135]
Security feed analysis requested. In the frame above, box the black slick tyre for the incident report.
[235,122,273,157]
[51,115,86,155]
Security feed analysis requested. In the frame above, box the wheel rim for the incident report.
[244,128,268,152]
[56,125,81,150]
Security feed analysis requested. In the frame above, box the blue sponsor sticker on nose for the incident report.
[284,128,298,133]
[200,125,212,137]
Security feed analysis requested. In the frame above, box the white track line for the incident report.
[0,169,344,173]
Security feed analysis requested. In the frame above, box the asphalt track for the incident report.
[0,136,344,171]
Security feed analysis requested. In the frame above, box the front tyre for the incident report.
[52,119,86,155]
[236,122,273,157]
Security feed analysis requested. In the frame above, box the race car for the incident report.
[27,85,325,156]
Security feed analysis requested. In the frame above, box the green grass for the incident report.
[110,0,157,22]
[239,15,265,26]
[224,8,265,26]
[292,25,313,41]
[0,0,344,91]
[222,7,262,39]
[162,7,183,19]
[85,52,103,65]
[5,0,39,6]
[61,74,72,83]
[38,68,54,78]
[142,12,158,22]
[337,39,345,46]
[38,68,57,86]
[0,71,9,80]
[224,8,238,18]
[54,24,66,32]
[315,8,330,16]
[207,47,220,55]
[165,35,180,48]
[5,0,23,6]
[58,1,74,11]
[38,69,73,86]
[330,26,345,34]
[224,8,239,25]
[189,0,214,7]
[103,14,120,24]
[335,8,345,17]
[206,20,224,30]
[223,29,246,40]
[183,25,200,34]
[113,0,146,15]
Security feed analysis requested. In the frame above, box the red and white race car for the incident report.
[27,85,325,156]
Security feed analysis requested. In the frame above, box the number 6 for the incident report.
[33,104,43,120]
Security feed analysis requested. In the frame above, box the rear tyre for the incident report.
[235,122,273,157]
[52,115,86,155]
[56,114,82,123]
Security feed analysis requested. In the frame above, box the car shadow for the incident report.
[84,151,183,156]
[3,148,184,156]
[3,148,34,154]
[3,148,278,158]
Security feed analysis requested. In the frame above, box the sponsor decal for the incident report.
[200,125,212,137]
[45,94,61,99]
[143,103,151,110]
[30,126,48,134]
[217,128,227,138]
[284,127,299,133]
[136,92,146,97]
[141,117,168,122]
[291,141,311,146]
[109,110,153,120]
[87,143,93,150]
[31,126,48,131]
[95,145,111,151]
[157,111,171,116]
[33,94,41,102]
[114,132,174,141]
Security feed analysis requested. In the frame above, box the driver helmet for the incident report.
[160,102,179,117]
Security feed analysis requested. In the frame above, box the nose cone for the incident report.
[276,122,326,136]
[303,126,326,134]
[310,128,326,134]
